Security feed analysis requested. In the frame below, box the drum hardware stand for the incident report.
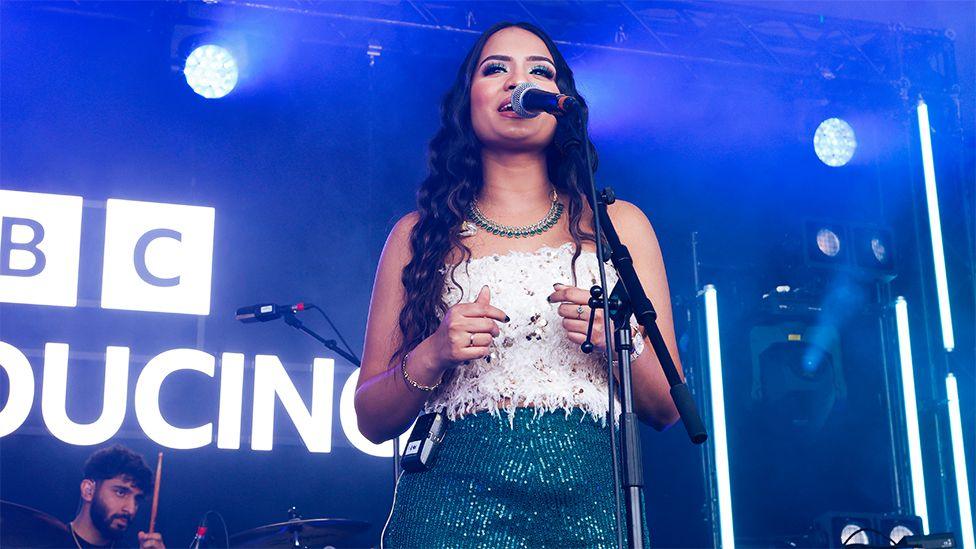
[287,507,303,548]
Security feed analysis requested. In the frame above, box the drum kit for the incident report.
[0,500,369,548]
[228,511,369,548]
[0,501,73,548]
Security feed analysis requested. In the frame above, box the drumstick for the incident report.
[148,452,162,533]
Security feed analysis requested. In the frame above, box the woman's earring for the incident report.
[459,220,477,237]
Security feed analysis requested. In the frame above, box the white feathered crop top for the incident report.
[423,242,626,425]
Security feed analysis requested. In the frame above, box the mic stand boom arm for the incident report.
[281,310,361,368]
[279,311,402,486]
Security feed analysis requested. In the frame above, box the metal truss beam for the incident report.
[15,0,960,96]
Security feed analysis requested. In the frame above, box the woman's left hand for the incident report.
[548,283,607,352]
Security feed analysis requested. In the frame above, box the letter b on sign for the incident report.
[0,190,83,307]
[101,199,215,315]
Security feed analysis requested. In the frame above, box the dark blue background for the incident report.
[1,2,972,547]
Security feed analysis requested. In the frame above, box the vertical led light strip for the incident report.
[894,296,929,532]
[945,373,974,548]
[703,284,735,548]
[916,99,954,352]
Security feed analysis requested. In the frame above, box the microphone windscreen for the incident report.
[511,81,541,119]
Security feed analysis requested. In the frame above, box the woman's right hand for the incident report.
[425,285,509,372]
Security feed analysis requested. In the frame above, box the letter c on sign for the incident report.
[135,348,215,449]
[134,228,181,287]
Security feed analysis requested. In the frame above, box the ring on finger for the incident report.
[576,304,585,319]
[468,333,475,347]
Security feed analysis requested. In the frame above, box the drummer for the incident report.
[68,445,165,549]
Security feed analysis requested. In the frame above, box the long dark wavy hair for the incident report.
[394,22,599,365]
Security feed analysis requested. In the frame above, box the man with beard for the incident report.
[68,445,165,549]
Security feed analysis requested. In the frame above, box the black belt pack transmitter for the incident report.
[400,411,448,473]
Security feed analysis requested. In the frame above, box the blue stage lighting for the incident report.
[871,238,887,263]
[183,45,238,99]
[816,228,841,257]
[894,296,929,532]
[703,285,736,549]
[840,523,870,546]
[916,99,954,352]
[813,118,857,167]
[946,373,974,548]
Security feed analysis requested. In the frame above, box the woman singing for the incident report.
[355,21,682,548]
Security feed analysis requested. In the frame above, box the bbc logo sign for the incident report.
[0,190,215,315]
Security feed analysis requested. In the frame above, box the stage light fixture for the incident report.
[703,285,736,549]
[871,238,887,263]
[812,513,925,547]
[879,514,924,545]
[816,228,841,257]
[813,117,857,167]
[916,99,954,352]
[852,225,897,281]
[183,44,239,99]
[946,373,974,549]
[890,525,913,543]
[804,221,848,267]
[749,323,843,437]
[894,296,929,532]
[840,523,870,545]
[814,513,878,547]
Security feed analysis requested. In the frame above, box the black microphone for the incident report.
[235,302,309,323]
[511,82,578,118]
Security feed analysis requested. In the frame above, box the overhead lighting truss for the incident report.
[18,0,960,96]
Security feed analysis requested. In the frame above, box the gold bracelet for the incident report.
[401,352,441,392]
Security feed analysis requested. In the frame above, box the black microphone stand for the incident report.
[560,109,708,549]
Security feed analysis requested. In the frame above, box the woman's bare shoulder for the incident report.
[606,199,657,241]
[390,211,419,238]
[378,211,420,270]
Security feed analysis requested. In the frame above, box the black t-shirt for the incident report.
[69,528,117,549]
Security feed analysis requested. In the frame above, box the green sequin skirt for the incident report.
[381,408,648,548]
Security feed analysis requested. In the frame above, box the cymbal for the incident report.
[0,500,73,548]
[230,517,369,548]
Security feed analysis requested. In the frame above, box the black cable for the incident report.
[309,304,359,359]
[841,526,896,547]
[204,510,230,549]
